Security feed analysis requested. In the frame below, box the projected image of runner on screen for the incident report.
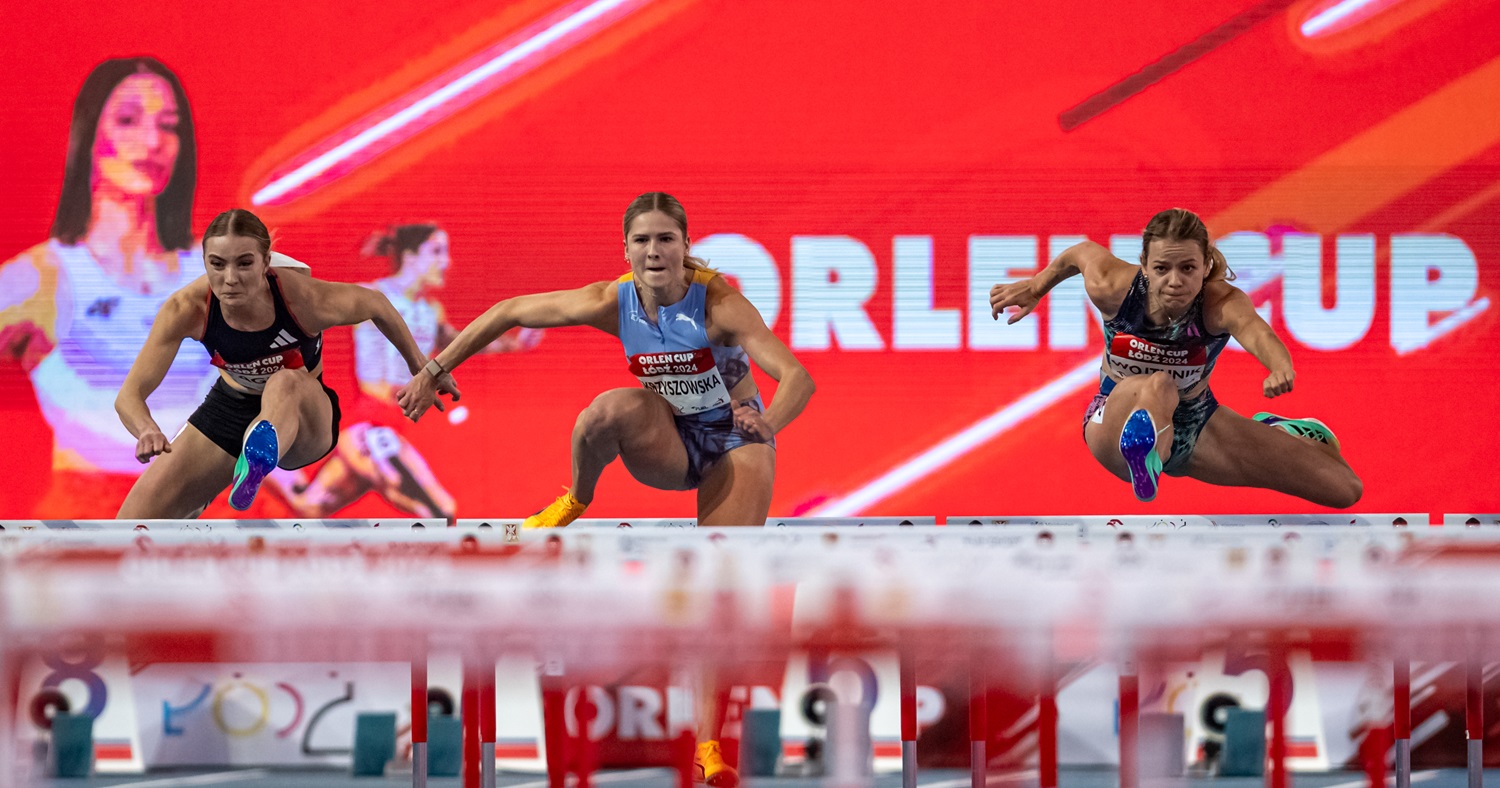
[274,223,543,521]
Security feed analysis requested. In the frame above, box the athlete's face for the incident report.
[204,234,270,305]
[402,230,450,288]
[92,74,180,198]
[625,211,689,291]
[1142,239,1206,312]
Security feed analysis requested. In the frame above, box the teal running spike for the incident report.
[1119,409,1164,502]
[230,420,278,511]
[1253,412,1340,450]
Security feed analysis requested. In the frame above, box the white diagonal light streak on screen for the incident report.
[252,0,637,205]
[811,359,1102,517]
[1300,0,1394,37]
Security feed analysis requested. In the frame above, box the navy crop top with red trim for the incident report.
[201,270,323,392]
[1099,271,1230,393]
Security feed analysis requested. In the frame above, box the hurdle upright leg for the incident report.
[1359,708,1388,788]
[1396,657,1411,788]
[463,662,481,788]
[540,670,568,788]
[900,644,917,788]
[1468,648,1483,788]
[412,656,428,788]
[482,654,497,788]
[675,726,696,788]
[1267,644,1291,788]
[1119,659,1138,788]
[1039,649,1058,788]
[970,649,987,788]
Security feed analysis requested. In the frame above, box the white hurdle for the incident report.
[2,514,1496,788]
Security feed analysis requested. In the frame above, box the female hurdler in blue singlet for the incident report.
[399,192,814,528]
[398,192,814,786]
[989,208,1362,507]
[115,209,450,519]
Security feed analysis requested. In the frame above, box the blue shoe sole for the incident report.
[230,421,278,511]
[1119,409,1160,503]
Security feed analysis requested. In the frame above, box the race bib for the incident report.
[211,348,305,391]
[628,348,730,415]
[1105,334,1208,390]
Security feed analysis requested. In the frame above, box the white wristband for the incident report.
[423,358,446,379]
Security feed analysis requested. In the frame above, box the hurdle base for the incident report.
[412,742,427,788]
[352,712,397,777]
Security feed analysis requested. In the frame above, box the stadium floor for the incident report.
[38,767,1483,788]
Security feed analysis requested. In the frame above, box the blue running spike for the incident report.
[230,421,278,511]
[1119,409,1163,503]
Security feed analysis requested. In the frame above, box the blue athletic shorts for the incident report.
[674,395,775,488]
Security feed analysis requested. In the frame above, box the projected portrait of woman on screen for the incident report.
[0,57,306,515]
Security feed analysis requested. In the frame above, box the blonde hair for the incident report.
[1140,208,1235,283]
[623,191,714,272]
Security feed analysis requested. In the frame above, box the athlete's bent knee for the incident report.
[576,391,648,439]
[262,368,309,398]
[1138,373,1181,407]
[1326,472,1363,509]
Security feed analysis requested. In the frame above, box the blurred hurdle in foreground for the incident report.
[3,514,1500,788]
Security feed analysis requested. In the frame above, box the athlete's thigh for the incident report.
[118,426,236,519]
[279,378,336,469]
[611,390,694,491]
[1082,395,1131,482]
[697,443,775,526]
[1181,406,1343,497]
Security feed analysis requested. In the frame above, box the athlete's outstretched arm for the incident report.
[989,240,1135,322]
[1210,284,1295,398]
[398,282,617,421]
[115,287,204,463]
[437,324,546,355]
[289,274,461,410]
[708,283,815,440]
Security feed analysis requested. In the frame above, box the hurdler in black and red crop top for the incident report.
[201,270,324,392]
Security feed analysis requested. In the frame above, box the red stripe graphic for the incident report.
[95,742,134,760]
[495,742,540,758]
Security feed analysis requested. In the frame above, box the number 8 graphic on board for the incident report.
[38,636,108,721]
